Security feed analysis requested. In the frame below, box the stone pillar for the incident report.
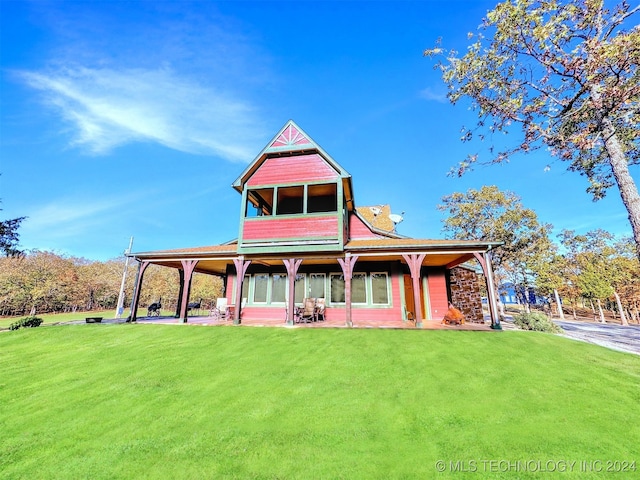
[448,266,484,323]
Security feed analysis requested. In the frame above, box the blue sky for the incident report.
[1,0,636,261]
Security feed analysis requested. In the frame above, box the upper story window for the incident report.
[308,183,337,213]
[245,183,338,217]
[277,186,304,215]
[246,188,273,217]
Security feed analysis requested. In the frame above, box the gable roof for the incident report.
[355,205,396,234]
[232,120,354,210]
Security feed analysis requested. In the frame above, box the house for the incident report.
[128,120,502,328]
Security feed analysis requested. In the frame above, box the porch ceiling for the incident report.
[130,238,500,273]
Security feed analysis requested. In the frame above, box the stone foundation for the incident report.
[448,267,484,323]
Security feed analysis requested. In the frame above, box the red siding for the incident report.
[247,154,338,186]
[427,270,449,320]
[348,213,380,240]
[243,216,338,241]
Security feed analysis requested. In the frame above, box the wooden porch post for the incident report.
[175,268,185,317]
[473,252,501,329]
[337,254,358,327]
[402,253,426,327]
[283,258,303,326]
[232,257,251,325]
[178,260,198,323]
[128,260,150,322]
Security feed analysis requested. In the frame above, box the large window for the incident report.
[271,274,287,303]
[246,188,273,217]
[371,273,389,304]
[330,274,345,303]
[309,273,326,299]
[242,272,389,306]
[308,183,337,213]
[352,274,366,304]
[276,186,304,215]
[245,183,338,217]
[253,274,269,303]
[329,272,389,305]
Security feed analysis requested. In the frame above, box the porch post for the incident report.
[283,258,303,326]
[232,257,251,325]
[128,260,150,322]
[473,252,501,329]
[175,268,185,317]
[402,253,426,327]
[178,260,198,323]
[337,254,358,327]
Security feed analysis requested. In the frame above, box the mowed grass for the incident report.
[1,325,639,479]
[0,310,121,329]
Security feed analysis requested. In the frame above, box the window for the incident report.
[330,274,345,303]
[294,274,305,303]
[276,186,304,215]
[246,188,273,217]
[253,274,268,303]
[371,273,389,304]
[308,183,337,213]
[271,274,287,303]
[328,272,389,305]
[352,274,366,304]
[309,273,325,299]
[241,275,250,302]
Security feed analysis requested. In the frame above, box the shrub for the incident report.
[9,316,44,331]
[513,312,562,334]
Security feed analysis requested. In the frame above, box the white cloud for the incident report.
[22,194,142,238]
[18,66,265,162]
[419,86,448,103]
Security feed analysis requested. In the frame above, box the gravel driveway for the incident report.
[554,319,640,355]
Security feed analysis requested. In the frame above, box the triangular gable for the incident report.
[232,120,353,207]
[267,123,314,151]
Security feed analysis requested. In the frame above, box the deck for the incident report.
[135,314,495,330]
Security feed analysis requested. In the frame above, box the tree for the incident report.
[425,0,640,259]
[558,228,640,323]
[438,185,554,309]
[0,202,25,257]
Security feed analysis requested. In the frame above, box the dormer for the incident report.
[232,121,354,254]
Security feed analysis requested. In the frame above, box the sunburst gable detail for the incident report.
[269,124,312,149]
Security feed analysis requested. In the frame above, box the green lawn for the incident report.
[1,325,639,479]
[0,309,173,329]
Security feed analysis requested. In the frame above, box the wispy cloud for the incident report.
[419,86,448,103]
[22,193,145,239]
[18,66,264,161]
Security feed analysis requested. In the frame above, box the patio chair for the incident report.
[315,298,326,322]
[299,297,317,323]
[211,298,230,321]
[285,303,302,324]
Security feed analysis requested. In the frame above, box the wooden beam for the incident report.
[337,254,359,327]
[178,260,199,322]
[283,258,303,325]
[175,268,185,318]
[128,261,150,322]
[232,257,252,324]
[402,253,426,327]
[473,252,501,329]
